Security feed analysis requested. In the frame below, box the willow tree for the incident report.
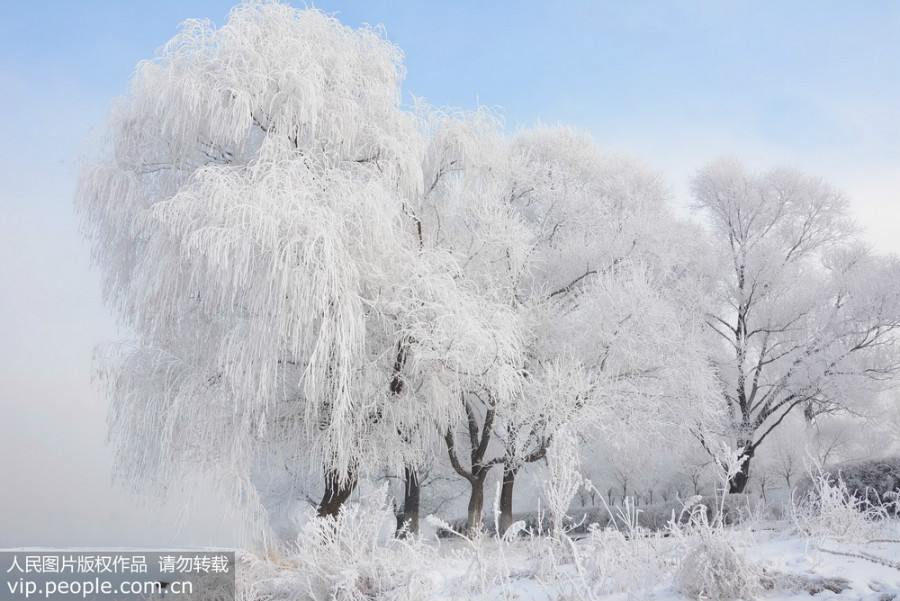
[76,2,522,528]
[693,158,900,493]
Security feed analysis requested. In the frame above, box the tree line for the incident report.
[76,2,900,540]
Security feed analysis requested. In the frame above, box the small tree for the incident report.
[542,427,583,539]
[692,158,900,493]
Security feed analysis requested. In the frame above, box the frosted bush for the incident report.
[791,470,899,542]
[671,499,765,601]
[796,456,900,515]
[541,428,584,544]
[674,531,763,600]
[672,449,766,601]
[240,487,437,601]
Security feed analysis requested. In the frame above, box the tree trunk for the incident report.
[498,465,518,537]
[396,466,420,537]
[728,447,755,494]
[465,475,486,536]
[317,468,356,518]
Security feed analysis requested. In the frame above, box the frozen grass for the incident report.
[223,520,899,601]
[235,487,442,601]
[208,472,900,601]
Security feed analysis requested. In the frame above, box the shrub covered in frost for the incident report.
[796,455,900,514]
[671,499,765,601]
[236,488,438,601]
[675,535,763,601]
[792,470,899,542]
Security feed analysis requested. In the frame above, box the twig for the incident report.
[815,545,900,571]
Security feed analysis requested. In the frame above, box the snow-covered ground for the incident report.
[746,531,900,601]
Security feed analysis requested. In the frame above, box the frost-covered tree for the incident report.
[406,108,533,536]
[435,125,719,535]
[76,2,521,526]
[692,158,900,493]
[491,128,719,534]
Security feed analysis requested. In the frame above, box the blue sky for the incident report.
[1,1,898,548]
